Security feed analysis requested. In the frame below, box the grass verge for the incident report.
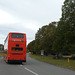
[0,52,4,57]
[30,54,75,71]
[0,54,4,57]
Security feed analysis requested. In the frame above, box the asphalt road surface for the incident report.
[0,54,75,75]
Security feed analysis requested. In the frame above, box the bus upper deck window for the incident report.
[11,34,24,38]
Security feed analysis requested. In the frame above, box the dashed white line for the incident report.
[19,65,38,75]
[24,67,38,75]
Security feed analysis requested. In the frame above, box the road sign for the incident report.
[41,50,44,56]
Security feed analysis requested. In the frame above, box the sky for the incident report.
[0,0,65,45]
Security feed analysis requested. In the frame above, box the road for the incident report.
[0,54,75,75]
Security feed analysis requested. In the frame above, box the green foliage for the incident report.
[35,25,48,52]
[40,22,56,54]
[27,0,75,55]
[27,22,57,55]
[27,40,36,53]
[52,0,75,55]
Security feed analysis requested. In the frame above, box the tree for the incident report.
[27,0,75,55]
[27,40,35,53]
[35,25,48,53]
[34,22,56,55]
[40,22,56,55]
[52,0,75,55]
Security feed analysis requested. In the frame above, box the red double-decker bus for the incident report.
[4,32,26,63]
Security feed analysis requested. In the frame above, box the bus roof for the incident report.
[9,32,26,35]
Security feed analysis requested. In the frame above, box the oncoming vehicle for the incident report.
[4,32,26,63]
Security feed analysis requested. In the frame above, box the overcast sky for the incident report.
[0,0,65,45]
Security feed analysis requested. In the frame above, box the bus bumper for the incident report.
[8,60,26,63]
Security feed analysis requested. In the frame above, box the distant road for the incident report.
[0,54,75,75]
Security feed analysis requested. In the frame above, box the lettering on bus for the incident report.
[12,39,22,41]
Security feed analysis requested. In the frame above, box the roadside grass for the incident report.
[0,54,4,57]
[30,54,75,71]
[0,51,4,57]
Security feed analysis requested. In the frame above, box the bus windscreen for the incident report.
[11,34,24,38]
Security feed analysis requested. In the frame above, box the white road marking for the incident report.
[24,67,38,75]
[19,65,38,75]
